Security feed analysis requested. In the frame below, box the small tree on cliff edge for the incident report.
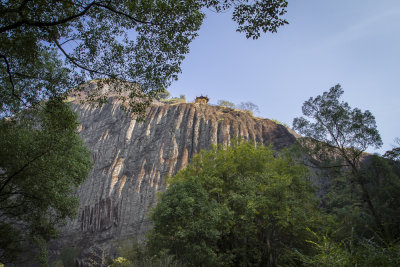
[292,84,385,237]
[217,100,236,109]
[237,101,260,114]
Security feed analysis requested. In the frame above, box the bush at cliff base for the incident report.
[147,140,324,266]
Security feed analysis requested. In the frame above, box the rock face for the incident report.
[55,97,297,265]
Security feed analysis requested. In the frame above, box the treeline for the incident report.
[217,100,260,115]
[154,89,187,104]
[153,89,261,116]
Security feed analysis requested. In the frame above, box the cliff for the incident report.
[53,93,298,265]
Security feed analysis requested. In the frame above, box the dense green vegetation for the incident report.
[293,84,394,239]
[109,140,400,266]
[292,85,400,265]
[0,100,92,265]
[148,141,322,266]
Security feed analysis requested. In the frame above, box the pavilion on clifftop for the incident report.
[195,95,209,104]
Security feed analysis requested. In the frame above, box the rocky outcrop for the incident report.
[53,96,297,265]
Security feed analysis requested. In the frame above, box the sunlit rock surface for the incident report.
[53,94,298,266]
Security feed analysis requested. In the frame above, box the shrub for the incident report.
[217,100,235,109]
[148,140,324,266]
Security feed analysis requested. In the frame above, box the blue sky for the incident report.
[167,0,400,154]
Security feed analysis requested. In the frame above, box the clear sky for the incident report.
[167,0,400,155]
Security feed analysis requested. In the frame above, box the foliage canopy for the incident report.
[1,0,288,117]
[148,141,322,266]
[292,84,386,232]
[292,84,400,244]
[293,84,382,160]
[0,100,92,264]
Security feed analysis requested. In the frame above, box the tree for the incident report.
[0,99,92,264]
[384,138,400,162]
[153,89,171,100]
[1,0,288,117]
[292,84,386,237]
[237,101,260,114]
[323,154,400,242]
[358,156,400,239]
[148,141,323,266]
[217,99,236,109]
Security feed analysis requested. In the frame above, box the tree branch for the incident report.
[0,151,48,194]
[0,1,96,33]
[11,72,37,79]
[0,190,43,201]
[59,38,81,46]
[94,2,154,25]
[0,1,154,34]
[301,162,349,169]
[53,38,110,76]
[0,53,16,97]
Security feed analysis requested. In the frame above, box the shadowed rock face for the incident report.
[53,99,297,265]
